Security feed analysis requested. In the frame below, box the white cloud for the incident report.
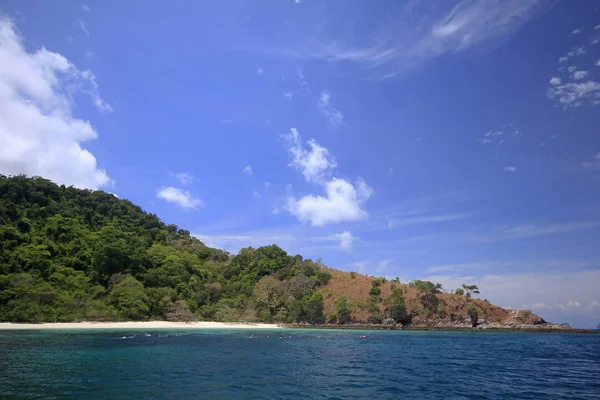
[242,165,253,176]
[581,153,600,169]
[283,90,294,99]
[0,18,111,189]
[294,0,301,4]
[252,190,260,199]
[388,167,394,176]
[287,177,373,226]
[256,65,264,75]
[282,128,372,226]
[317,231,357,251]
[175,172,194,185]
[82,4,91,12]
[503,166,517,172]
[567,66,577,73]
[156,187,203,209]
[334,231,356,251]
[597,59,600,67]
[548,80,600,107]
[318,90,344,127]
[256,0,540,78]
[76,20,89,36]
[504,221,599,238]
[572,70,589,80]
[549,76,562,85]
[319,91,330,107]
[284,128,336,183]
[264,181,271,188]
[570,28,581,36]
[84,50,95,60]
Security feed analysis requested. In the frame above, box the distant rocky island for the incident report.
[0,175,578,332]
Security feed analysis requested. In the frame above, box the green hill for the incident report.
[0,175,331,323]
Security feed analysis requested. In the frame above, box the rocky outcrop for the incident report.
[405,319,574,331]
[503,310,545,325]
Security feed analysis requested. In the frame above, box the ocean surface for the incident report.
[1,329,599,399]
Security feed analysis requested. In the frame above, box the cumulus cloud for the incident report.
[504,166,517,172]
[252,190,260,199]
[570,28,581,36]
[0,18,112,189]
[156,187,203,209]
[282,128,372,225]
[318,90,344,127]
[242,165,253,176]
[175,172,194,185]
[256,65,264,75]
[287,177,373,226]
[572,70,589,80]
[284,128,336,183]
[82,4,91,12]
[549,76,562,85]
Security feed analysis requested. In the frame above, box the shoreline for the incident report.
[0,321,281,330]
[0,321,596,333]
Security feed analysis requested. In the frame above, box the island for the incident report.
[0,175,584,332]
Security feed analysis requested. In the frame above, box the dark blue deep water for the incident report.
[1,329,599,399]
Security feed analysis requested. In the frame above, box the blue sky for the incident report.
[1,0,599,327]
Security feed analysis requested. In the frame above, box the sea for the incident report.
[0,329,599,399]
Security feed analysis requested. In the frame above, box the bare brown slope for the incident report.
[321,269,544,325]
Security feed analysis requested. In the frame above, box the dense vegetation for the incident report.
[0,175,332,323]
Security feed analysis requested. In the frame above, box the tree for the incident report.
[164,300,196,322]
[462,284,480,298]
[335,296,352,324]
[109,275,149,320]
[409,280,443,294]
[302,291,324,324]
[384,289,409,323]
[253,275,282,316]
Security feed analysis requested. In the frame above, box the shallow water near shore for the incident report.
[1,329,599,399]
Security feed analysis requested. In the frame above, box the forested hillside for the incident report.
[0,175,331,323]
[0,175,547,328]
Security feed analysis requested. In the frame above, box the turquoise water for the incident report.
[1,329,599,399]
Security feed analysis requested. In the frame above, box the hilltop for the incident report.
[319,269,553,329]
[0,175,565,330]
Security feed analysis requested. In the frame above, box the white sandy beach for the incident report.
[0,321,281,330]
